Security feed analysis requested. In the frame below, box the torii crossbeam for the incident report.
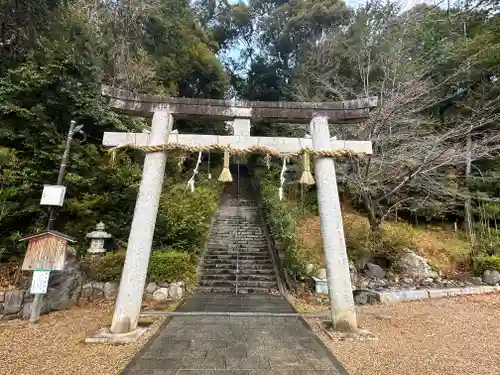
[101,86,377,335]
[103,133,373,155]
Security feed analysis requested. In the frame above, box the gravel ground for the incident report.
[308,294,500,375]
[0,301,164,375]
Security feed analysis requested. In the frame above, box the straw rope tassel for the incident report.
[299,152,315,185]
[218,149,233,182]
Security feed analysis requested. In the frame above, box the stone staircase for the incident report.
[195,166,279,294]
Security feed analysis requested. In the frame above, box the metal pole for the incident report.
[47,120,77,230]
[33,120,79,323]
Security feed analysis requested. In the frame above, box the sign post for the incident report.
[21,231,76,324]
[20,120,81,323]
[29,269,51,323]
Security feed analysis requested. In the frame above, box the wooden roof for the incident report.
[20,230,77,243]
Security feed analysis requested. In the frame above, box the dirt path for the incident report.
[0,301,163,375]
[310,294,500,375]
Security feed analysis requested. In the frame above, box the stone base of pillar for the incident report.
[85,324,151,344]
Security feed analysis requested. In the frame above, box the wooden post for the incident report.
[30,294,43,324]
[29,269,52,324]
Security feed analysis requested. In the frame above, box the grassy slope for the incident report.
[297,211,470,275]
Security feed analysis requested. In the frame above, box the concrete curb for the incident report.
[378,285,500,304]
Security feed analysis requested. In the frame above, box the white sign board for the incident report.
[30,270,51,294]
[40,185,66,206]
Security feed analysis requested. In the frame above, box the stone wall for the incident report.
[0,247,84,320]
[0,290,24,320]
[0,281,186,321]
[0,278,186,321]
[80,280,185,302]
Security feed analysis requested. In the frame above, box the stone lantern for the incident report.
[86,222,112,256]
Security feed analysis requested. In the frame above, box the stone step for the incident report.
[207,247,268,251]
[198,279,278,288]
[193,286,273,294]
[215,216,259,219]
[205,252,270,260]
[209,232,265,236]
[206,250,269,256]
[211,229,262,231]
[200,268,275,275]
[212,219,260,223]
[211,226,262,229]
[199,274,277,282]
[211,226,260,229]
[202,263,274,270]
[207,245,268,250]
[208,238,267,242]
[200,269,276,276]
[207,242,268,247]
[210,231,263,235]
[208,239,267,242]
[205,247,269,256]
[203,254,271,261]
[199,265,274,276]
[200,267,276,275]
[208,242,265,245]
[195,180,281,295]
[212,219,260,222]
[202,258,273,265]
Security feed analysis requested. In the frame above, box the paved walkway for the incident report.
[122,295,349,375]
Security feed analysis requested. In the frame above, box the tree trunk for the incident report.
[465,133,475,251]
[360,190,380,232]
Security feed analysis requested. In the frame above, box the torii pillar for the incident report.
[310,116,357,331]
[110,110,173,334]
[231,118,251,165]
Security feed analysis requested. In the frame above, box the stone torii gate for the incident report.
[101,85,377,334]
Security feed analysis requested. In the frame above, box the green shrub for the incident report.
[148,250,196,283]
[82,249,197,283]
[343,214,415,268]
[154,182,221,251]
[254,169,318,280]
[473,255,500,275]
[81,251,126,282]
[377,226,415,266]
[472,231,500,257]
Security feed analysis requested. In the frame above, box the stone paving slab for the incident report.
[122,295,348,375]
[176,294,294,313]
[378,285,500,303]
